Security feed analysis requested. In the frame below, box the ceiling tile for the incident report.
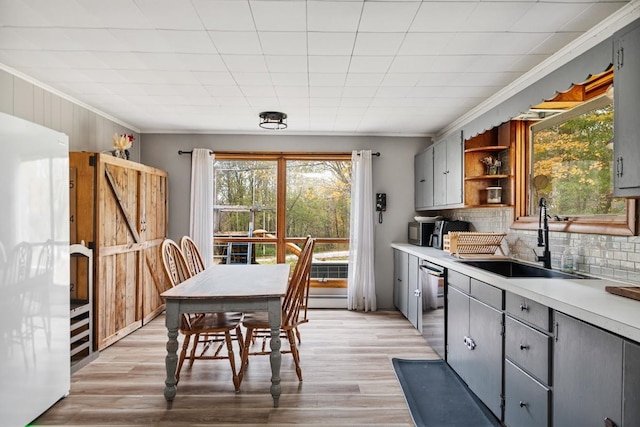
[270,72,309,86]
[209,31,262,54]
[309,73,347,86]
[352,32,405,56]
[232,72,273,85]
[193,0,256,31]
[509,2,588,32]
[308,32,356,55]
[380,73,423,86]
[133,0,204,30]
[345,73,385,87]
[309,86,343,97]
[359,1,420,32]
[445,32,551,56]
[308,56,351,73]
[259,32,307,55]
[307,1,363,32]
[222,55,268,72]
[264,55,308,72]
[342,86,378,98]
[463,2,535,32]
[250,0,307,31]
[191,71,237,85]
[348,56,393,73]
[398,33,454,55]
[241,85,277,97]
[274,86,309,98]
[207,85,245,97]
[562,2,628,32]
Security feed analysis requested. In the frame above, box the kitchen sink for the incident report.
[456,259,588,279]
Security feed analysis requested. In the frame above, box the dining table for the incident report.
[160,263,291,408]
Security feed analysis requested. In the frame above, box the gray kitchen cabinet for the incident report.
[394,250,422,330]
[433,133,463,207]
[504,360,550,427]
[446,273,504,420]
[613,19,640,196]
[553,311,623,427]
[504,306,552,427]
[624,340,640,426]
[393,249,409,318]
[406,254,421,330]
[414,147,433,210]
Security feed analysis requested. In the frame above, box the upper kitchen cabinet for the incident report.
[414,133,462,210]
[613,19,640,197]
[464,121,516,207]
[434,133,463,207]
[414,147,434,210]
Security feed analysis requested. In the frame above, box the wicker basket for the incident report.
[444,232,506,256]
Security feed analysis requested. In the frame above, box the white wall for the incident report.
[0,68,140,159]
[141,133,429,309]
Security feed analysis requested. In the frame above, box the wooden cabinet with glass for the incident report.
[464,121,518,207]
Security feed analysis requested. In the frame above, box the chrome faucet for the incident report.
[535,197,552,269]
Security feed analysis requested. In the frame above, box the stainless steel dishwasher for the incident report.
[419,260,446,359]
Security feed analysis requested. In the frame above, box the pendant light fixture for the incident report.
[259,111,287,130]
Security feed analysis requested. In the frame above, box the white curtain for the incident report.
[347,150,376,311]
[189,149,214,268]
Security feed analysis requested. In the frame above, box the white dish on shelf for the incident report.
[414,215,443,223]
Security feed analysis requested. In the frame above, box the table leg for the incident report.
[268,298,282,408]
[164,302,180,406]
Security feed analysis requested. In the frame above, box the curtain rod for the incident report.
[178,150,212,155]
[178,149,380,157]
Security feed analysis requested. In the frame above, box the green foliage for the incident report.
[214,159,351,245]
[532,104,624,215]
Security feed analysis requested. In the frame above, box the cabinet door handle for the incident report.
[519,302,529,312]
[414,289,421,297]
[520,344,530,351]
[463,336,476,350]
[620,157,624,176]
[519,401,528,408]
[419,179,426,183]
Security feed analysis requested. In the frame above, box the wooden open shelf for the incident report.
[463,122,516,207]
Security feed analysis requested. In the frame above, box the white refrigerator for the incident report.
[0,112,70,426]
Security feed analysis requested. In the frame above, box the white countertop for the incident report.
[392,243,640,343]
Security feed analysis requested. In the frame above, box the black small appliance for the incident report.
[431,220,470,249]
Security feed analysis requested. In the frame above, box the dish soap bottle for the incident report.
[561,247,574,272]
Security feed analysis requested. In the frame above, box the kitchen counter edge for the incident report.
[392,242,640,343]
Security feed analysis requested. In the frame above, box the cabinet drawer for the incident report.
[505,316,550,385]
[505,359,550,427]
[447,270,470,293]
[505,292,551,332]
[470,278,503,310]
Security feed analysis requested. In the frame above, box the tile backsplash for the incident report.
[440,207,640,285]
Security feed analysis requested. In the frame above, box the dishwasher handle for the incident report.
[420,264,444,277]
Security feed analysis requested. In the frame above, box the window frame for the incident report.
[511,120,637,237]
[213,151,352,287]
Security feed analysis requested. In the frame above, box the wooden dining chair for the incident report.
[160,238,244,391]
[179,235,206,275]
[237,237,315,386]
[179,235,245,348]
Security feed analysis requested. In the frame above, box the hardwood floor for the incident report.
[35,309,440,426]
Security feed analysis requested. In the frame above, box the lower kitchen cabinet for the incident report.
[393,249,409,318]
[447,273,504,419]
[624,340,640,426]
[553,311,623,427]
[393,249,422,330]
[504,359,550,427]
